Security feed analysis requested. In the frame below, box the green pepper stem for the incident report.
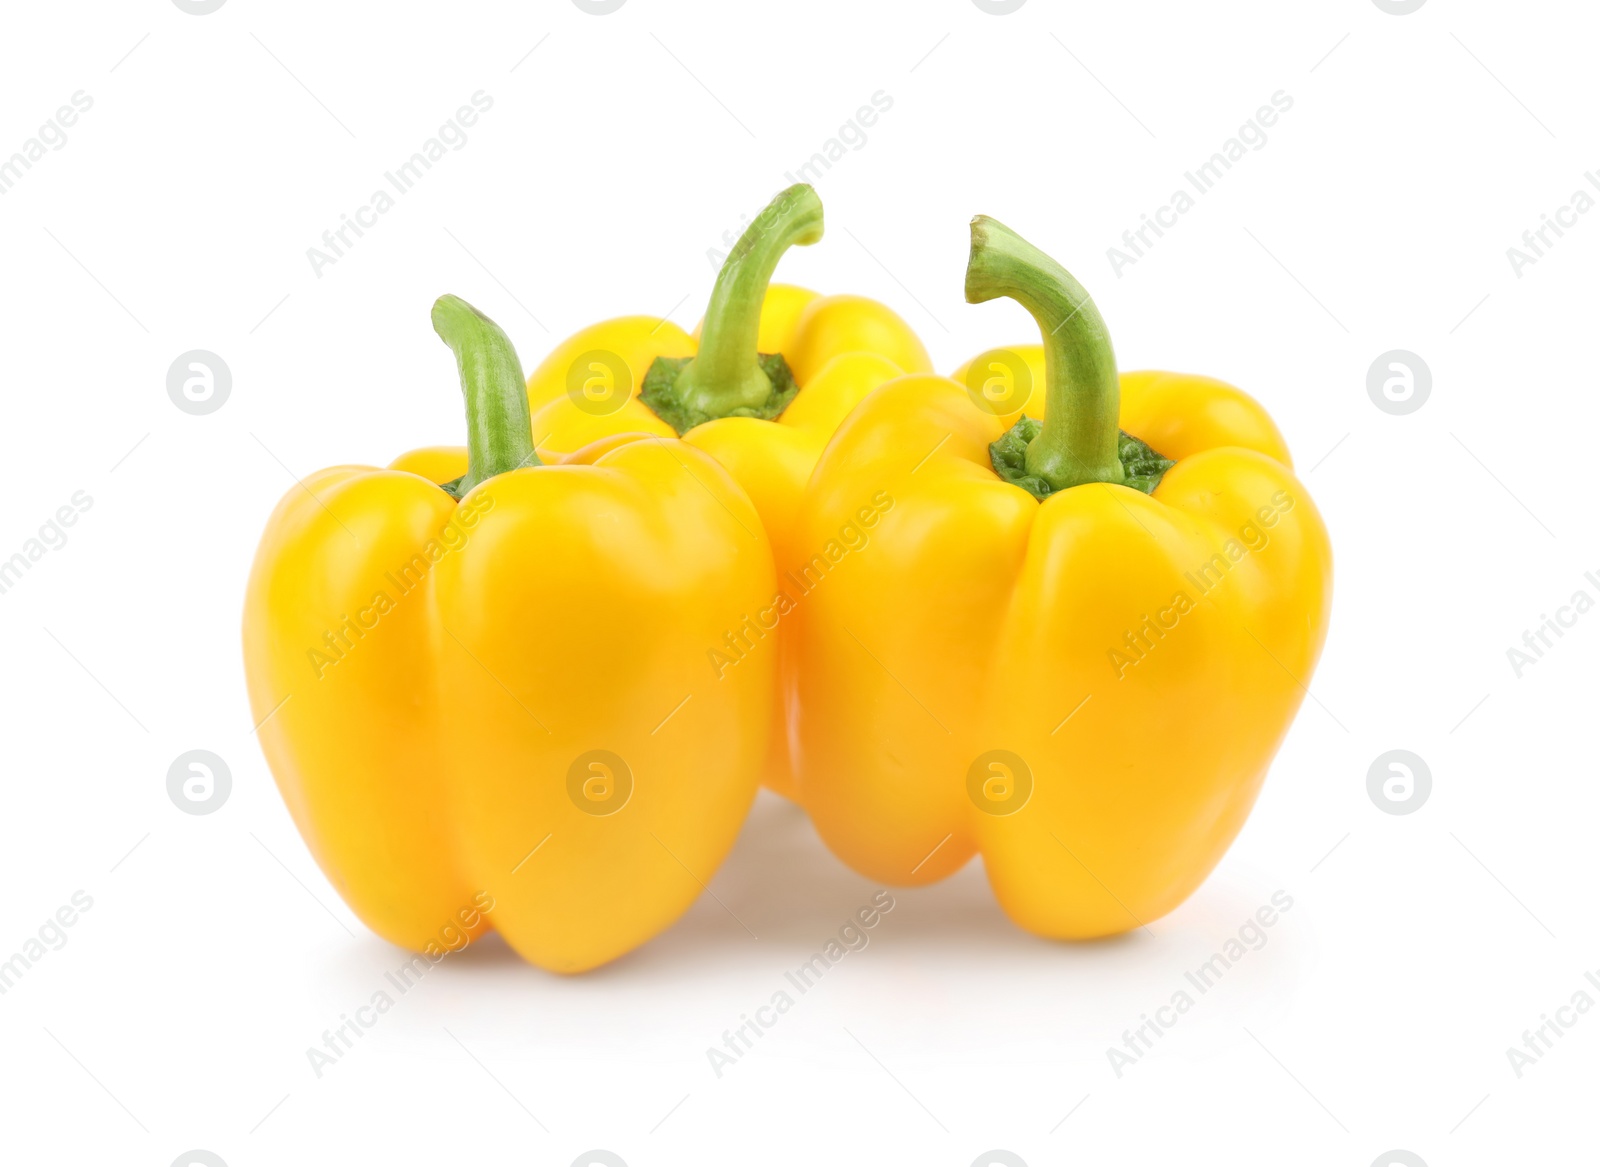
[431,294,539,494]
[673,184,824,415]
[964,216,1124,491]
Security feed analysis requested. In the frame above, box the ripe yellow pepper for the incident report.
[520,184,929,542]
[518,184,929,797]
[784,217,1332,938]
[242,296,775,973]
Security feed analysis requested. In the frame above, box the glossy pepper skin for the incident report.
[518,185,929,797]
[784,218,1332,939]
[520,185,930,545]
[243,297,774,973]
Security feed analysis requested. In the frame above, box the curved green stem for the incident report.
[965,216,1124,491]
[641,184,823,431]
[431,295,538,496]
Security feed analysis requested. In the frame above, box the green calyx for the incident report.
[966,215,1128,495]
[990,417,1175,499]
[431,294,539,499]
[639,183,823,434]
[639,352,800,433]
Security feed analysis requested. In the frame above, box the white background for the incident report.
[0,1,1595,1164]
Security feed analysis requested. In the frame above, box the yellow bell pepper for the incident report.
[784,217,1332,939]
[242,296,775,973]
[519,184,929,797]
[520,184,929,541]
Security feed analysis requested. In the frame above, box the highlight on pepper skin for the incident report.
[782,214,1332,941]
